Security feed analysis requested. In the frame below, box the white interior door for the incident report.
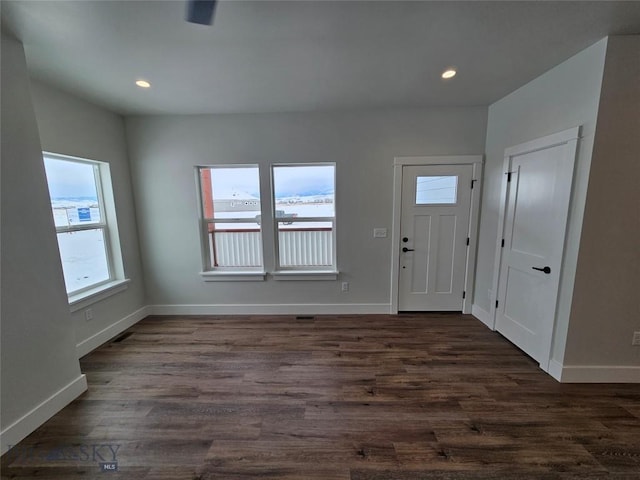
[495,132,577,369]
[398,164,473,311]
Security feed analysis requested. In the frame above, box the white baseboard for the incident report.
[150,303,391,316]
[0,374,87,455]
[471,304,494,329]
[556,365,640,383]
[76,305,151,358]
[548,359,564,381]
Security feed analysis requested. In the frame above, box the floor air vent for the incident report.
[112,332,133,343]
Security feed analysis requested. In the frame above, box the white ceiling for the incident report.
[3,1,640,115]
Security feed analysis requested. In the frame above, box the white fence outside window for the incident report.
[211,229,332,267]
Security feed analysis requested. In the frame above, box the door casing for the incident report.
[390,156,483,314]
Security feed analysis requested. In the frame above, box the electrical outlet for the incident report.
[341,282,349,292]
[85,308,93,321]
[632,331,640,346]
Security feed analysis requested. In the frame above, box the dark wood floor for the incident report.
[2,313,640,479]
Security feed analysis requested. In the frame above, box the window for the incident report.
[272,164,336,271]
[196,163,337,278]
[197,165,263,272]
[43,154,115,295]
[415,176,458,204]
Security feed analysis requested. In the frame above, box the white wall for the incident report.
[564,36,640,370]
[29,80,147,353]
[125,108,487,312]
[1,32,86,453]
[474,39,608,364]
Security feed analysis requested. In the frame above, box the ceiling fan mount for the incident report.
[186,0,217,26]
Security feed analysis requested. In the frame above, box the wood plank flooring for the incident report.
[2,313,639,479]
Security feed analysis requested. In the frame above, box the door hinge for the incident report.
[501,238,505,248]
[506,171,512,182]
[462,291,466,299]
[466,237,470,246]
[495,300,499,308]
[471,179,476,189]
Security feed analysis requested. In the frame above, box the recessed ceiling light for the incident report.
[441,69,457,79]
[135,80,151,88]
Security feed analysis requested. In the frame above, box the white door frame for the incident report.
[390,155,484,314]
[488,127,580,368]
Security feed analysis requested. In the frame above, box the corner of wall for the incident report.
[76,306,151,358]
[1,31,87,454]
[477,38,609,375]
[562,35,640,374]
[1,376,88,455]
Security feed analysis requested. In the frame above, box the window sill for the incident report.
[271,270,339,281]
[69,279,131,312]
[200,271,266,282]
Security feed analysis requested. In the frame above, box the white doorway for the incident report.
[491,127,580,371]
[391,156,483,314]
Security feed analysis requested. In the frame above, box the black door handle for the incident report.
[532,266,551,274]
[402,247,414,252]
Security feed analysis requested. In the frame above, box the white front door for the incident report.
[495,130,578,369]
[398,164,473,311]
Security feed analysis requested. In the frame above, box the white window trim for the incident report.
[271,163,337,272]
[44,152,125,299]
[200,270,266,282]
[195,163,339,281]
[196,165,264,273]
[69,279,130,312]
[271,270,339,281]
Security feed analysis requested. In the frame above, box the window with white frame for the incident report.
[197,165,263,271]
[43,154,115,295]
[272,164,336,271]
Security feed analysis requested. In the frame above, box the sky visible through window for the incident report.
[210,167,260,199]
[209,165,334,200]
[43,157,98,200]
[273,165,334,198]
[416,176,458,204]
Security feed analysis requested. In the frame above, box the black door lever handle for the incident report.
[402,247,414,252]
[532,266,551,274]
